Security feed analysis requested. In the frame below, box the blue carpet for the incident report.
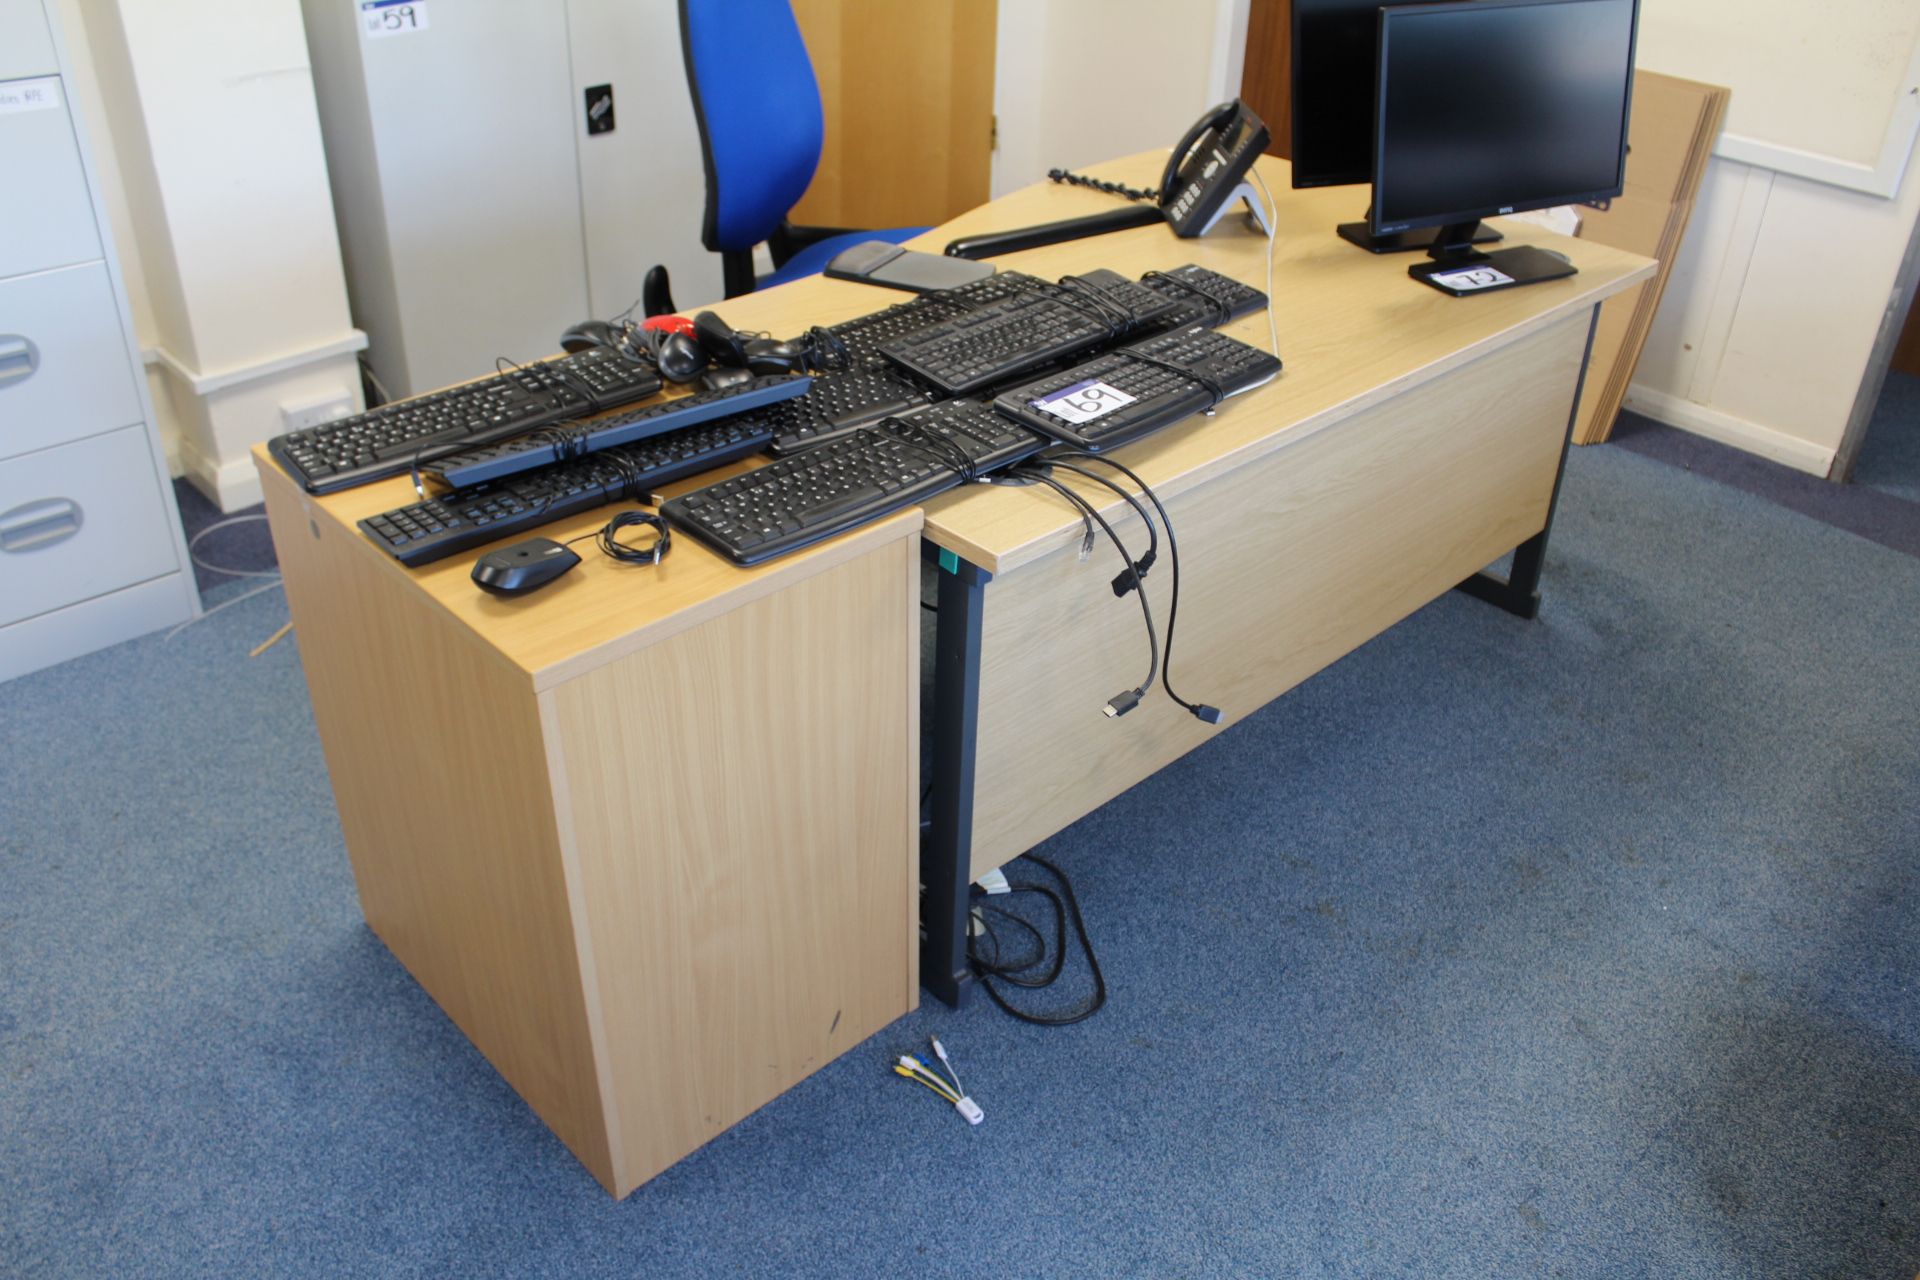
[1611,405,1920,560]
[172,479,278,599]
[3,443,1917,1278]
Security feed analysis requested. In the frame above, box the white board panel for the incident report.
[1637,0,1920,196]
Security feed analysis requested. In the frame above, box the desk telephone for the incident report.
[1159,100,1273,236]
[946,101,1273,259]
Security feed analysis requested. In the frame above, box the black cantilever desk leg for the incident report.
[922,544,990,1008]
[1455,304,1601,620]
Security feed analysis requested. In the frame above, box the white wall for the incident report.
[54,0,365,510]
[992,0,1250,199]
[51,0,175,465]
[1625,4,1920,475]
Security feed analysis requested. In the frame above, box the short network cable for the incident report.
[1011,465,1158,717]
[1051,450,1221,725]
[1002,454,1222,724]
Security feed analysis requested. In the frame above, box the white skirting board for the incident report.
[175,436,267,513]
[1621,383,1838,478]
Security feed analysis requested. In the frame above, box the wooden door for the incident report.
[1240,0,1292,157]
[788,0,998,229]
[1894,288,1920,378]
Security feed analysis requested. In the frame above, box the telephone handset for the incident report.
[945,100,1273,260]
[1157,101,1272,236]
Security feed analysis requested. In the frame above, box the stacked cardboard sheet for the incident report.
[1571,71,1730,445]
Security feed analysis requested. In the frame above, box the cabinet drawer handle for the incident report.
[0,336,39,389]
[0,498,84,553]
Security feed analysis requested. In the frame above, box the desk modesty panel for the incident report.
[963,312,1590,876]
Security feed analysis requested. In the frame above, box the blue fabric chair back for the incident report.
[678,0,826,254]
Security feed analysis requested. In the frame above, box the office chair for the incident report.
[677,0,928,298]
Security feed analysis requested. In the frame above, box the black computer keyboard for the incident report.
[763,272,1061,455]
[664,400,1045,565]
[763,368,932,455]
[358,415,772,567]
[1054,269,1183,330]
[1136,264,1270,331]
[875,290,1124,398]
[992,325,1282,452]
[268,348,663,494]
[829,302,948,372]
[821,270,1047,369]
[423,374,808,488]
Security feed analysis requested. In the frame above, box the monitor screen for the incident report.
[1291,0,1454,189]
[1372,0,1637,234]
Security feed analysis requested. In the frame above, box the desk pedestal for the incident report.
[260,460,920,1197]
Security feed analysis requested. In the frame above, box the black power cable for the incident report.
[968,853,1106,1026]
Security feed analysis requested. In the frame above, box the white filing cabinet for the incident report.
[0,0,196,683]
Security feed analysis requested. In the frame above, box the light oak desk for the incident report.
[257,149,1650,1196]
[907,152,1654,1004]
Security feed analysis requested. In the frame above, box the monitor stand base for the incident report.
[1409,243,1578,296]
[1337,219,1502,254]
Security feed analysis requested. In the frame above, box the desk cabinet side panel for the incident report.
[546,535,920,1197]
[967,312,1591,878]
[258,465,615,1188]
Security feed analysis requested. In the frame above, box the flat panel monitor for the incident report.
[1372,0,1638,295]
[1291,0,1501,253]
[1291,0,1389,190]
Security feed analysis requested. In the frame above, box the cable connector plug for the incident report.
[1191,704,1224,725]
[1110,548,1157,597]
[1103,689,1143,718]
[930,1035,966,1095]
[953,1095,985,1125]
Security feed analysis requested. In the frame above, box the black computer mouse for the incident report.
[743,337,805,375]
[656,331,709,383]
[700,366,756,392]
[472,538,581,595]
[692,310,751,366]
[558,319,617,353]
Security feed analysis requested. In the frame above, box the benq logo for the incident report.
[1499,205,1514,214]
